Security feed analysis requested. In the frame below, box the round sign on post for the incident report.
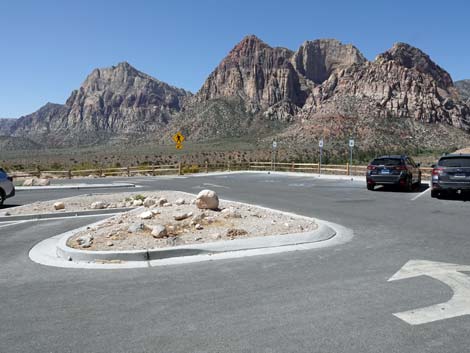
[319,139,324,148]
[349,139,354,148]
[272,141,277,149]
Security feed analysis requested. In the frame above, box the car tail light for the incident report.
[432,168,444,176]
[394,165,408,171]
[367,165,376,170]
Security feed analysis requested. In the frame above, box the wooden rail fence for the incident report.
[8,162,434,180]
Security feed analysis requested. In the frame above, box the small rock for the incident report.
[211,233,222,240]
[77,235,93,248]
[162,202,172,207]
[107,203,117,209]
[116,202,126,208]
[174,212,193,221]
[128,222,144,233]
[221,208,242,219]
[195,223,203,230]
[195,189,219,210]
[133,199,143,207]
[90,201,106,209]
[106,241,114,247]
[190,212,206,225]
[157,197,168,206]
[143,198,156,207]
[166,236,183,247]
[139,210,154,220]
[151,224,167,238]
[53,202,65,210]
[284,223,289,228]
[205,216,216,224]
[151,209,161,216]
[194,236,203,241]
[175,198,185,205]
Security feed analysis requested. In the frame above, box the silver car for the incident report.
[0,168,15,206]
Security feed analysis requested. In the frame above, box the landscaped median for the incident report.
[28,190,353,269]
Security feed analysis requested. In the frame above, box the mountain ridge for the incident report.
[1,36,469,154]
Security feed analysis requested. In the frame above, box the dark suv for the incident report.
[366,155,421,191]
[431,154,470,198]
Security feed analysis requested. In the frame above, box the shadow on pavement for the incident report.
[372,183,429,194]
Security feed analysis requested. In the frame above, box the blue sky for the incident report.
[1,0,469,117]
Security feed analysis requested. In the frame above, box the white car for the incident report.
[0,168,15,206]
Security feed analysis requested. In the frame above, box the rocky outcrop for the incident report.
[9,62,191,146]
[299,43,470,131]
[456,80,470,104]
[0,118,16,135]
[293,39,366,84]
[195,35,304,120]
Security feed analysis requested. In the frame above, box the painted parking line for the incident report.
[411,188,430,201]
[0,221,27,229]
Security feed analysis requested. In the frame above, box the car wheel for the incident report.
[406,177,413,192]
[431,189,438,198]
[367,184,374,191]
[414,179,422,191]
[0,191,5,207]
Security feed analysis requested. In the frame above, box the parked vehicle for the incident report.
[366,155,421,191]
[0,168,15,206]
[431,154,470,198]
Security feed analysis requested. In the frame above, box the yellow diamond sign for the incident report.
[172,132,185,144]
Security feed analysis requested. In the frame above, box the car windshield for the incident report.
[438,157,470,168]
[371,158,403,166]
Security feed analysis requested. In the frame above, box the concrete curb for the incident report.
[56,222,334,263]
[0,207,134,222]
[16,182,136,191]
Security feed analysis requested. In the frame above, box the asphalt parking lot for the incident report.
[1,172,470,353]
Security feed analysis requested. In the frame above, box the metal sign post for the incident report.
[319,139,323,175]
[272,140,277,172]
[349,139,354,176]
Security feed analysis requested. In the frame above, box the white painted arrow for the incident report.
[388,260,470,325]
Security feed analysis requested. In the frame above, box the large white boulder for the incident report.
[53,202,65,210]
[195,190,219,210]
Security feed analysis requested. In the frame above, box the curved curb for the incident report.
[55,222,335,263]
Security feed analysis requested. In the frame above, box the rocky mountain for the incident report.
[186,36,470,155]
[9,62,191,147]
[0,118,16,135]
[3,36,470,157]
[456,80,470,103]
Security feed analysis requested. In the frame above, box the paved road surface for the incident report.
[2,173,470,353]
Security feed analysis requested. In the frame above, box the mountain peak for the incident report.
[377,42,453,88]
